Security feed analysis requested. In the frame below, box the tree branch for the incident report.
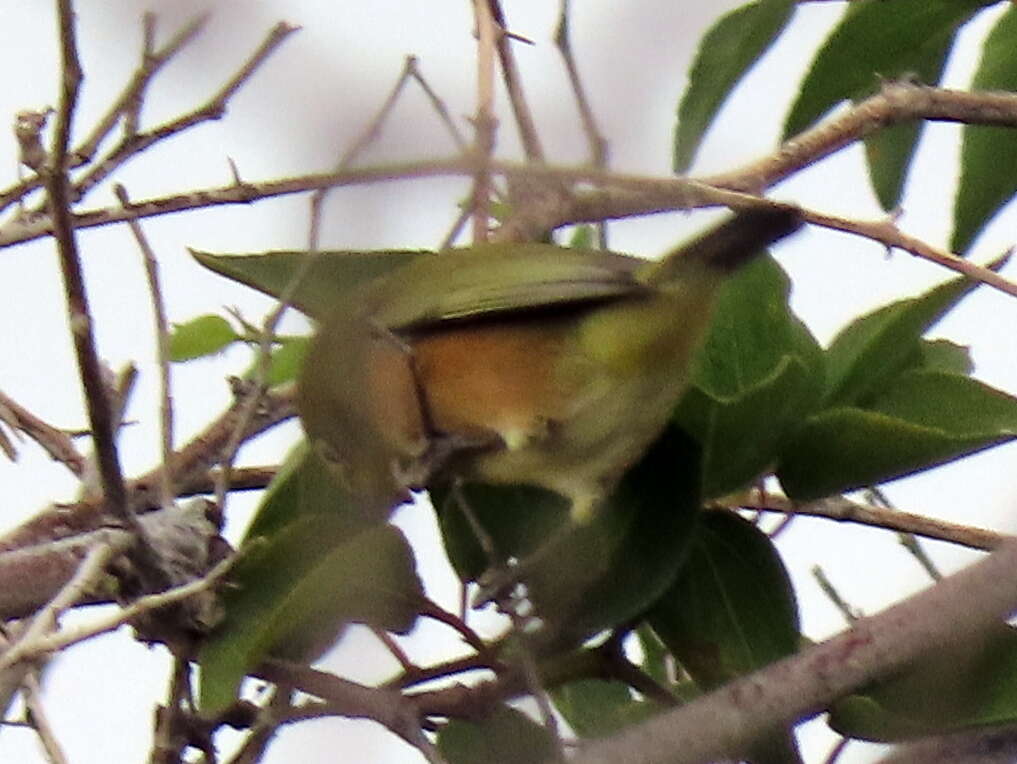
[573,536,1017,764]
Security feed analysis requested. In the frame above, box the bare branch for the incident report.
[732,492,1004,551]
[0,390,85,475]
[0,546,238,669]
[0,390,294,556]
[73,13,210,165]
[43,0,171,597]
[469,0,498,242]
[70,21,299,204]
[575,536,1017,764]
[0,538,123,713]
[21,672,68,764]
[488,0,544,162]
[114,184,175,511]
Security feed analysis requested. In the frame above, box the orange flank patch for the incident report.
[411,318,578,446]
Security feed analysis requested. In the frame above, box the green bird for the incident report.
[298,206,803,520]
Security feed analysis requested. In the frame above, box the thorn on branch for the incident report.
[14,109,53,171]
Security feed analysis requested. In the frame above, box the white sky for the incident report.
[1,2,1016,762]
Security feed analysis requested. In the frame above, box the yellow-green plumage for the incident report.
[298,207,803,520]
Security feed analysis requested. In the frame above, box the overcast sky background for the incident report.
[1,2,1016,762]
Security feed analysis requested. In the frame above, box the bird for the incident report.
[297,206,803,523]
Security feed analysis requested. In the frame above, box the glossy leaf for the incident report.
[198,519,424,713]
[243,336,309,387]
[954,7,1017,253]
[823,270,981,408]
[784,0,990,208]
[676,255,824,498]
[434,427,702,643]
[830,624,1017,741]
[242,439,375,542]
[168,314,239,361]
[191,249,424,319]
[438,705,557,764]
[674,0,795,172]
[919,338,972,376]
[648,510,799,690]
[636,623,671,689]
[552,678,660,738]
[784,0,990,138]
[863,122,921,212]
[778,371,1017,500]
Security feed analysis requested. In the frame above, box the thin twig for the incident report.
[555,0,609,248]
[9,145,1015,298]
[0,537,124,715]
[0,549,239,670]
[823,737,851,764]
[372,628,414,672]
[811,565,862,624]
[730,491,1003,551]
[73,13,210,168]
[214,43,423,513]
[150,656,194,764]
[45,0,168,594]
[70,21,299,204]
[336,56,418,168]
[226,685,290,764]
[802,206,1017,299]
[0,15,210,216]
[408,59,469,152]
[0,390,85,475]
[488,0,543,161]
[866,487,943,582]
[114,184,174,511]
[470,0,498,243]
[21,671,68,764]
[0,539,123,671]
[0,391,293,556]
[259,660,431,748]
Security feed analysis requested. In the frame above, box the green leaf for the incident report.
[648,510,799,690]
[675,255,824,498]
[778,371,1017,500]
[636,623,671,688]
[168,315,239,361]
[552,679,660,738]
[434,427,702,643]
[823,270,981,408]
[567,225,596,249]
[918,338,972,376]
[674,0,795,172]
[191,249,424,319]
[242,440,376,542]
[784,0,990,138]
[863,122,921,212]
[783,0,991,207]
[954,7,1017,253]
[438,706,557,764]
[198,520,424,713]
[830,624,1017,741]
[244,336,310,387]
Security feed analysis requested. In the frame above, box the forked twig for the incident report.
[114,183,175,511]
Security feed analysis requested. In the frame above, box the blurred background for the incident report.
[1,2,1015,761]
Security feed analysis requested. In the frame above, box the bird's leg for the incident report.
[471,519,579,612]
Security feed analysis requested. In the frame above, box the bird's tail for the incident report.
[642,206,803,286]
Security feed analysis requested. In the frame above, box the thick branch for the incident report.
[574,536,1017,764]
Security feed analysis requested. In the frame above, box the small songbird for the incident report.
[298,206,803,521]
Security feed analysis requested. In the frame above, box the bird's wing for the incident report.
[367,242,651,331]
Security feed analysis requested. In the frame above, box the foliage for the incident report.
[12,2,1017,763]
